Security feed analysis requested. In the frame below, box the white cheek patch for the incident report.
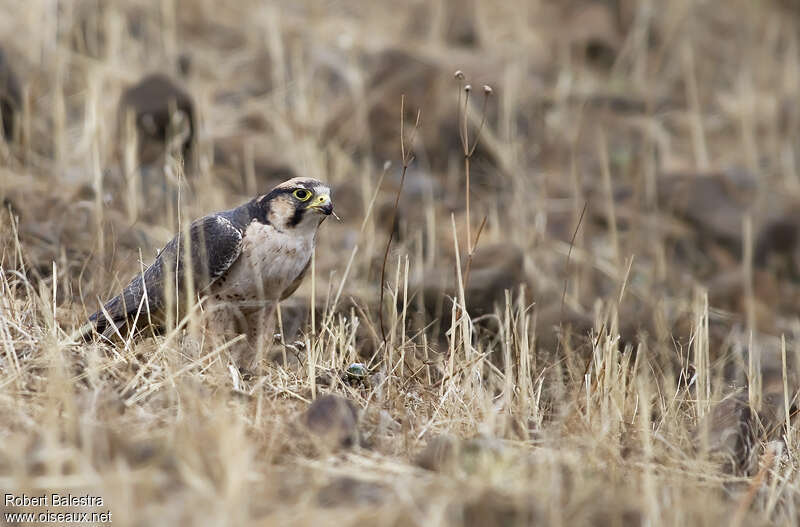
[270,198,293,220]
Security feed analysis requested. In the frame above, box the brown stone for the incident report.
[414,243,528,326]
[303,394,360,449]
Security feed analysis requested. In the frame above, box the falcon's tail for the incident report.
[71,321,97,342]
[70,309,125,342]
[73,284,145,343]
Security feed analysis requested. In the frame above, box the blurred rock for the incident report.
[707,270,795,338]
[414,243,528,326]
[774,0,800,15]
[303,394,360,449]
[320,45,508,186]
[465,244,527,315]
[0,47,21,141]
[654,169,800,275]
[657,170,759,250]
[458,489,539,527]
[403,2,435,39]
[569,2,621,69]
[330,48,497,170]
[534,302,595,352]
[755,213,800,273]
[415,434,506,474]
[324,49,440,164]
[415,434,460,472]
[441,0,481,47]
[178,10,248,52]
[693,392,758,475]
[118,73,195,166]
[364,168,441,240]
[316,476,387,507]
[536,294,674,353]
[526,1,622,71]
[212,136,296,195]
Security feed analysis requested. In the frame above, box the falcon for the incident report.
[81,177,333,362]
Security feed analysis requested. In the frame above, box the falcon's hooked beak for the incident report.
[307,194,333,216]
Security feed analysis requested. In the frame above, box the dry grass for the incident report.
[1,0,800,525]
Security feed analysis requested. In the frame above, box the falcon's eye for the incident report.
[293,189,312,202]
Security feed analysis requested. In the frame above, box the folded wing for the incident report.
[88,214,243,339]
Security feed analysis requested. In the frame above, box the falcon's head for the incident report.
[256,177,333,231]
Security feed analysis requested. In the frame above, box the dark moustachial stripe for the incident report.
[288,205,306,227]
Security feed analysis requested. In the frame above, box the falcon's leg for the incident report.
[202,301,250,371]
[243,304,277,371]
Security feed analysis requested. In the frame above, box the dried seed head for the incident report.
[383,160,392,171]
[464,84,472,93]
[454,70,465,80]
[483,85,493,95]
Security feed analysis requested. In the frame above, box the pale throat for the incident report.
[295,214,326,236]
[253,214,320,247]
